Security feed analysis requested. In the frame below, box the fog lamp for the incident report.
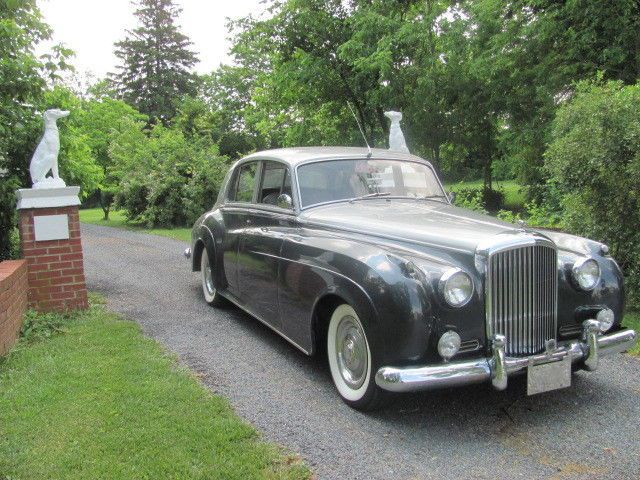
[572,258,600,291]
[596,308,615,333]
[438,331,461,360]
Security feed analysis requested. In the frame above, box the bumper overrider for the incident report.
[375,321,637,393]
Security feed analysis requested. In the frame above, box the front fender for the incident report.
[281,228,445,365]
[193,211,228,290]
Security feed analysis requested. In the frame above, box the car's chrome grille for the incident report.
[486,245,557,356]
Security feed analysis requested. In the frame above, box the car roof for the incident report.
[241,146,431,167]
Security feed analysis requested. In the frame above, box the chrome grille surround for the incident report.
[477,233,558,357]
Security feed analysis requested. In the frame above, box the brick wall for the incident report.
[18,206,88,312]
[0,260,28,356]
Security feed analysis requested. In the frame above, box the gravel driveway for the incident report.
[82,223,640,479]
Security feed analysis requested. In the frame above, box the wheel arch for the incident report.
[192,238,205,272]
[309,284,378,357]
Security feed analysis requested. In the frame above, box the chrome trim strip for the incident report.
[375,326,636,393]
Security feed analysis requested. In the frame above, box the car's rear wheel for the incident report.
[201,249,224,307]
[327,304,387,410]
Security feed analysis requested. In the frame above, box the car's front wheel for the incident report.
[201,249,225,307]
[327,304,387,410]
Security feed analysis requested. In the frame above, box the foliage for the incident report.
[20,309,69,342]
[451,185,504,213]
[545,80,640,308]
[0,0,49,260]
[112,125,229,227]
[622,312,640,356]
[452,187,488,214]
[76,98,147,218]
[1,300,310,479]
[112,0,198,125]
[0,176,20,260]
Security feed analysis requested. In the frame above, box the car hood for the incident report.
[300,199,533,254]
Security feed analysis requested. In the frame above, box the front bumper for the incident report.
[375,322,637,393]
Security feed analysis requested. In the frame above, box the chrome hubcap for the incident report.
[203,255,215,296]
[336,315,367,389]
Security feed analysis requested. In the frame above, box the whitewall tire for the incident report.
[327,304,387,410]
[201,249,224,307]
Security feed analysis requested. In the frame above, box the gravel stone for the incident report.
[82,223,640,480]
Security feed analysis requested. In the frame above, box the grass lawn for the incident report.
[623,311,640,356]
[445,179,526,211]
[0,297,309,479]
[80,208,192,242]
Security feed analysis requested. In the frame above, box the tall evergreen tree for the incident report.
[113,0,198,125]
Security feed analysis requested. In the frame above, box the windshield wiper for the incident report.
[349,192,391,203]
[417,194,448,203]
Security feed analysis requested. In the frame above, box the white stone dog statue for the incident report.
[384,110,409,153]
[30,109,70,189]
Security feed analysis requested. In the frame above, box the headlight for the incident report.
[572,258,600,291]
[439,268,474,307]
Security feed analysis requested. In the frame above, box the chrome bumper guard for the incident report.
[375,322,637,393]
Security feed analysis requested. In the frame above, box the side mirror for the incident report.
[448,191,456,204]
[276,193,293,209]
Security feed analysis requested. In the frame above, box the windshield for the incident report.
[297,158,445,208]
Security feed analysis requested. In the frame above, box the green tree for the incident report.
[113,0,198,125]
[545,80,640,308]
[79,99,147,219]
[0,0,50,259]
[111,124,228,227]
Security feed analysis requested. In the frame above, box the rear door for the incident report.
[221,160,259,296]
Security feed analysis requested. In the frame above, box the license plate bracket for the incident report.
[527,355,571,395]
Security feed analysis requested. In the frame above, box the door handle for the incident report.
[245,219,251,224]
[261,227,269,232]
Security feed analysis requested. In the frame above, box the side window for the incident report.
[233,162,258,202]
[258,161,290,206]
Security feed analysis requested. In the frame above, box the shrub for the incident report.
[0,176,20,261]
[114,125,229,227]
[452,186,505,213]
[545,80,640,308]
[452,188,488,214]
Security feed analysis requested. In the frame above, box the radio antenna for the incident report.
[347,102,372,158]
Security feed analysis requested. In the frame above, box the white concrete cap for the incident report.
[16,186,81,210]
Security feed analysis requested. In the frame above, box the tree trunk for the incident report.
[483,158,493,191]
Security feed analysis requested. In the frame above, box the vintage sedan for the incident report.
[186,147,636,410]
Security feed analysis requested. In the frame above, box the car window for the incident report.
[258,161,292,207]
[233,162,258,202]
[297,158,445,208]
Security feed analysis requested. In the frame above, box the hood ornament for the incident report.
[517,219,531,233]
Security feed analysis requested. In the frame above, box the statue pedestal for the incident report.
[15,187,88,312]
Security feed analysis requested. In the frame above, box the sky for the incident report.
[36,0,265,79]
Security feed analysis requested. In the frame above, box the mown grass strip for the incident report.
[79,208,192,242]
[0,298,310,479]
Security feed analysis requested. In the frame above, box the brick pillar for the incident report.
[16,187,88,312]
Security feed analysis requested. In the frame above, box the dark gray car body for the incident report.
[189,147,625,369]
